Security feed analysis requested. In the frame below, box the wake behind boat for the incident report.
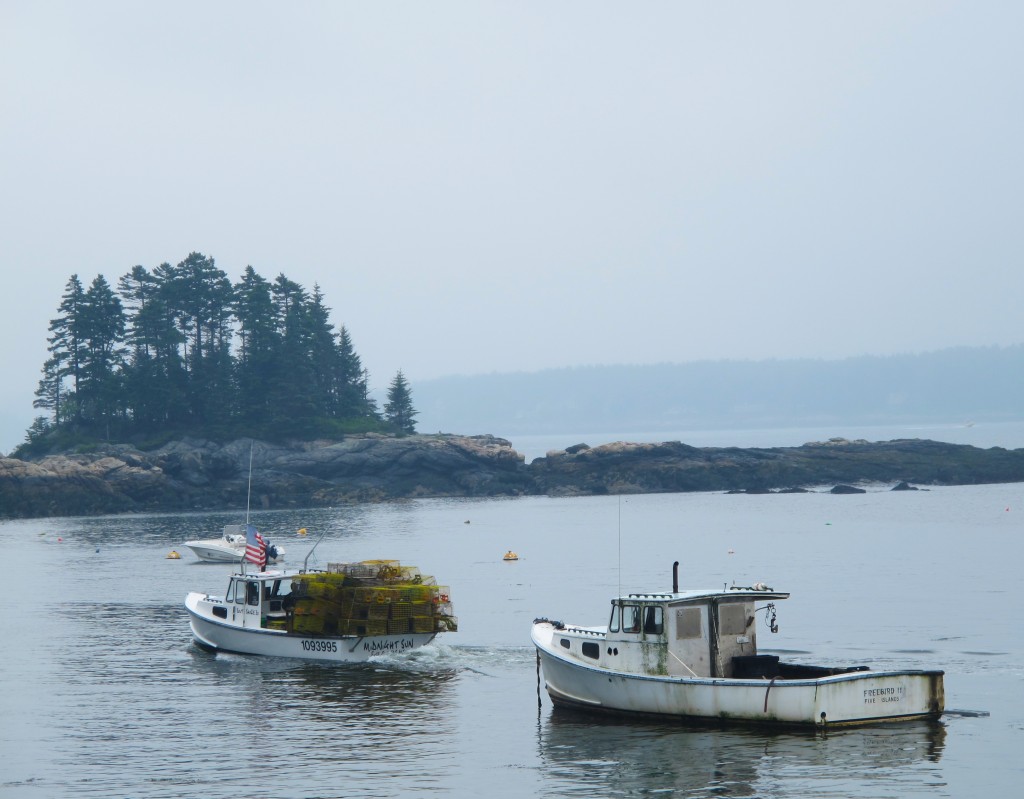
[183,524,285,564]
[185,555,456,662]
[532,562,944,728]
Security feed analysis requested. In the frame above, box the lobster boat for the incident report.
[185,559,455,662]
[531,563,944,728]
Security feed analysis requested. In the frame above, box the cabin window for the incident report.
[230,580,247,604]
[560,638,571,649]
[643,606,664,635]
[581,641,600,659]
[676,607,702,639]
[246,581,260,607]
[621,604,641,634]
[719,603,748,635]
[608,604,620,633]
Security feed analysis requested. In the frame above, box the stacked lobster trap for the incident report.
[288,559,456,637]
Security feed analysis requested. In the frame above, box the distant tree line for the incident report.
[412,347,1024,436]
[24,252,417,454]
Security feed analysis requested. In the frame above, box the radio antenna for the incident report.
[617,495,622,599]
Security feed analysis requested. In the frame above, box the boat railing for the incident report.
[563,626,604,637]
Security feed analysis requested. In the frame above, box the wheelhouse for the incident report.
[553,587,790,678]
[212,570,294,629]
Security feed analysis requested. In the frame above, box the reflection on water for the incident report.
[37,599,463,798]
[537,708,946,799]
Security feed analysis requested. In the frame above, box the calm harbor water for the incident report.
[3,481,1023,797]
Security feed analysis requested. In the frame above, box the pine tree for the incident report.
[46,275,87,425]
[33,356,64,426]
[233,266,279,429]
[336,326,373,419]
[77,275,126,436]
[118,264,180,432]
[384,370,417,434]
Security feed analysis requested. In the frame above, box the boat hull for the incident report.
[185,593,436,662]
[183,540,284,564]
[532,624,943,728]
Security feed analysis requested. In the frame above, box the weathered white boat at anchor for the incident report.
[532,563,944,728]
[185,556,456,662]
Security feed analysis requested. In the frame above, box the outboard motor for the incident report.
[267,542,279,561]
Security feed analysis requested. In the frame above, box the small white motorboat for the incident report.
[532,562,944,728]
[183,525,285,564]
[185,558,456,662]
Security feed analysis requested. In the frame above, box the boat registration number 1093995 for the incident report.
[301,639,338,653]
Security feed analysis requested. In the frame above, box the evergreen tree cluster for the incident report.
[27,252,418,452]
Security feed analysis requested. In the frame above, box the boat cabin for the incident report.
[211,570,294,629]
[556,587,790,679]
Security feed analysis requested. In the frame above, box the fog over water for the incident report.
[3,3,1022,453]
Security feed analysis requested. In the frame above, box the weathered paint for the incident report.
[532,586,944,728]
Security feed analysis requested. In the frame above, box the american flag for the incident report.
[244,524,266,567]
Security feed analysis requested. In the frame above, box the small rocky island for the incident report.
[3,434,1024,520]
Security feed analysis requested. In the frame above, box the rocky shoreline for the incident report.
[3,433,1024,520]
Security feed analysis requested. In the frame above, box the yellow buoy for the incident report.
[297,528,308,536]
[166,550,181,559]
[503,550,519,561]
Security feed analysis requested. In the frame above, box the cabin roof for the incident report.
[614,588,789,604]
[231,568,293,582]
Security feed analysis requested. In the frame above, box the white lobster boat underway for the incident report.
[532,563,944,728]
[185,559,456,663]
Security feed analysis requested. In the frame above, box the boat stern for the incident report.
[809,669,945,727]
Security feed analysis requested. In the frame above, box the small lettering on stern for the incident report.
[863,685,905,704]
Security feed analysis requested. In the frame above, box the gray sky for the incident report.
[2,2,1021,453]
